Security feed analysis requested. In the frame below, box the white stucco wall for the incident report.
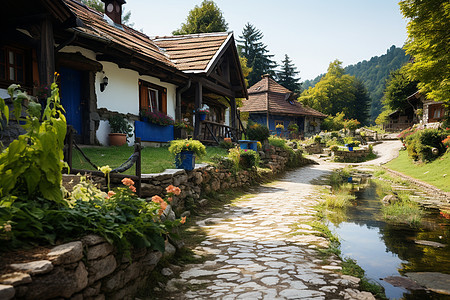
[58,47,178,146]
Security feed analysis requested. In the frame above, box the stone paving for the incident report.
[157,162,376,300]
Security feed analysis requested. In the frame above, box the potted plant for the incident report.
[168,139,206,170]
[109,115,133,146]
[197,104,209,121]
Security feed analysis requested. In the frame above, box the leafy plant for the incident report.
[219,139,233,149]
[109,115,133,136]
[0,79,67,203]
[239,149,259,169]
[405,128,447,162]
[246,120,270,141]
[168,139,206,158]
[314,135,322,144]
[287,123,299,133]
[210,154,235,170]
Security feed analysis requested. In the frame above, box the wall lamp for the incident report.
[100,72,109,92]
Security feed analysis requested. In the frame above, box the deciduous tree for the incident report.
[399,0,450,105]
[383,66,418,112]
[172,0,228,35]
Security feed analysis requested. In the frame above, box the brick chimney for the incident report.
[101,0,126,25]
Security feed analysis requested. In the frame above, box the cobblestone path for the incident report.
[160,163,375,300]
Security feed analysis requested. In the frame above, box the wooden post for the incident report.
[230,97,237,141]
[194,81,202,139]
[67,126,73,171]
[135,137,142,197]
[38,17,55,87]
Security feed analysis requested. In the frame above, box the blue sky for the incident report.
[124,1,408,80]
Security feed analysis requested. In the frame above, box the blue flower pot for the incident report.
[348,146,353,151]
[199,113,206,121]
[175,151,195,171]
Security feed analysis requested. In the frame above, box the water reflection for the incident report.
[326,181,450,300]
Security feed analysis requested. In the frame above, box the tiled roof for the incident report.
[63,0,175,68]
[153,33,230,73]
[241,75,327,118]
[248,75,291,94]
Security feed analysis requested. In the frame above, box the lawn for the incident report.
[71,145,228,174]
[385,150,450,192]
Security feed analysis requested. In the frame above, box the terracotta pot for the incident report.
[109,133,127,146]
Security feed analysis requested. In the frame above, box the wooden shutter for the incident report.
[139,81,149,110]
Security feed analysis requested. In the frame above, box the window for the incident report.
[139,80,167,114]
[0,47,25,83]
[275,120,284,127]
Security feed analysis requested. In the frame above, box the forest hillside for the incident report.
[302,46,409,123]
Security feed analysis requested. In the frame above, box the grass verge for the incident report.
[385,150,450,192]
[71,145,228,174]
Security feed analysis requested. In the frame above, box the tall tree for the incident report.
[299,60,369,124]
[277,54,301,94]
[237,23,277,86]
[399,0,450,106]
[172,0,228,35]
[82,0,133,27]
[353,79,371,125]
[383,66,419,112]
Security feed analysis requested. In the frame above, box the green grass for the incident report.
[385,150,450,192]
[71,145,228,174]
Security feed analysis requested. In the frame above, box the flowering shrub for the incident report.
[247,121,270,141]
[141,110,174,126]
[174,120,194,133]
[343,118,360,131]
[197,104,210,114]
[397,127,417,142]
[442,135,450,149]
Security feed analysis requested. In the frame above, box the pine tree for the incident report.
[277,54,301,94]
[237,23,277,86]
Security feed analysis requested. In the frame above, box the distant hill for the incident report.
[302,46,410,123]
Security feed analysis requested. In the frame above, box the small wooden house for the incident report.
[240,75,326,137]
[1,0,246,146]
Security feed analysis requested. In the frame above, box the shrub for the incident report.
[239,149,259,169]
[288,123,299,133]
[330,145,339,152]
[247,121,270,141]
[314,135,322,144]
[268,136,287,148]
[219,140,233,149]
[405,129,447,162]
[210,154,235,170]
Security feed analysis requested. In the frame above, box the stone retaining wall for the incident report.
[334,148,371,162]
[302,143,324,154]
[1,146,313,300]
[0,235,174,300]
[135,146,310,214]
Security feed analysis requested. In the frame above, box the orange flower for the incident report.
[160,201,168,210]
[152,195,164,204]
[129,185,136,193]
[166,185,181,196]
[107,191,116,199]
[122,178,135,187]
[186,143,189,147]
[158,209,164,216]
[167,197,173,203]
[180,216,186,224]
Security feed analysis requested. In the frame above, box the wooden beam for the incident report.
[198,77,235,99]
[38,17,55,86]
[230,97,237,130]
[194,81,202,138]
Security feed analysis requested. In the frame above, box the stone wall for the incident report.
[302,143,324,154]
[333,148,371,162]
[0,146,313,300]
[136,146,310,215]
[0,235,175,300]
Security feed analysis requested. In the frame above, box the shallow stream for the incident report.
[326,181,450,299]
